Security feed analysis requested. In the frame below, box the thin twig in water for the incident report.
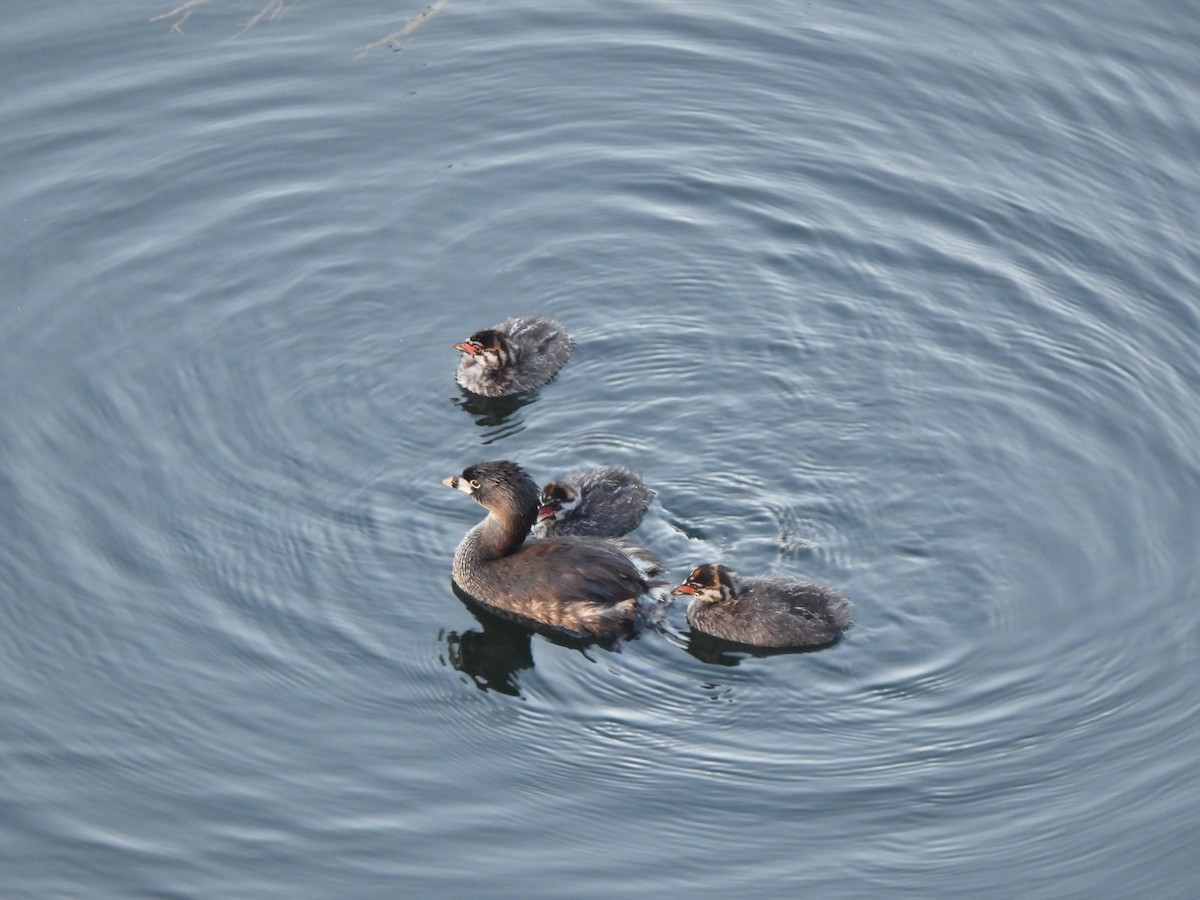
[232,0,285,38]
[152,0,288,38]
[356,0,452,57]
[154,0,446,51]
[150,0,215,33]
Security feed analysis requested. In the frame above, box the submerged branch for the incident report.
[232,0,285,38]
[151,0,289,37]
[153,0,452,53]
[150,0,216,33]
[356,0,452,57]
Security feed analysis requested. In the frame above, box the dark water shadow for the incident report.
[683,628,842,667]
[441,594,534,697]
[451,387,540,434]
[442,581,618,696]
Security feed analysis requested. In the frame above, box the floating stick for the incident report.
[356,0,452,57]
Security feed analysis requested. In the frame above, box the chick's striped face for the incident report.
[693,564,725,596]
[672,563,735,603]
[453,329,511,369]
[537,482,578,521]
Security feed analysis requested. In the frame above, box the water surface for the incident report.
[2,1,1198,896]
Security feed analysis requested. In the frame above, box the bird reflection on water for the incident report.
[450,389,538,446]
[682,628,840,667]
[441,590,533,697]
[442,581,611,697]
[442,581,841,695]
[451,387,539,426]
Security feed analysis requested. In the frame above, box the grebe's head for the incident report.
[443,460,538,515]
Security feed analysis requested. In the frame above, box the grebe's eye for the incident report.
[469,479,481,490]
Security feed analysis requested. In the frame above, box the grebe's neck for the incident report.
[476,507,533,559]
[453,503,536,585]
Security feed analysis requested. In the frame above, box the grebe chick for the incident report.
[531,465,654,539]
[453,316,574,397]
[443,460,670,640]
[672,563,852,648]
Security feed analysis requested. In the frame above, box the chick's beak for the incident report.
[536,505,556,522]
[453,342,478,355]
[672,584,698,595]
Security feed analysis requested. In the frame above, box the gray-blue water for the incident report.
[3,1,1198,896]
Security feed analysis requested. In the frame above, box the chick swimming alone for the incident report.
[453,316,574,397]
[531,465,654,539]
[672,563,852,648]
[444,460,669,640]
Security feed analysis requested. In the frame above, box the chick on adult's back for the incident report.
[452,316,573,397]
[531,465,654,538]
[443,460,669,640]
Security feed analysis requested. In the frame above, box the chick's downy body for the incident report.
[531,465,653,538]
[453,316,573,397]
[673,563,852,648]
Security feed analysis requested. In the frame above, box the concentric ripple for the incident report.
[1,0,1198,897]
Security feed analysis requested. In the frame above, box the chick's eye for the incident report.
[469,479,481,489]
